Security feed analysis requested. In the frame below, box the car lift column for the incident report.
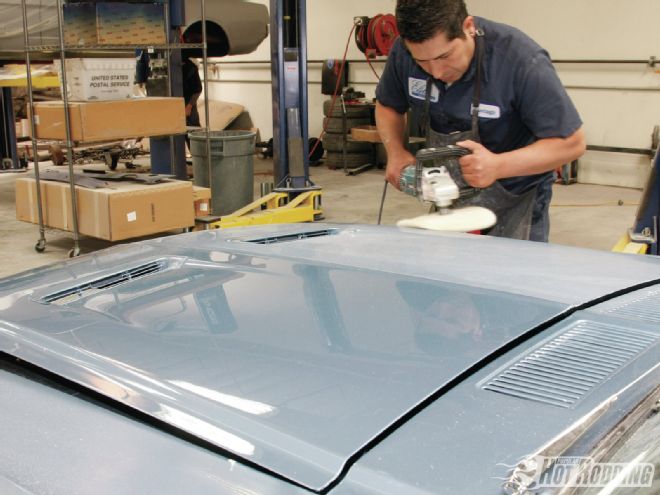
[0,87,20,169]
[150,0,187,179]
[631,145,660,255]
[270,0,312,189]
[192,0,323,230]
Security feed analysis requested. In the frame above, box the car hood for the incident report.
[1,224,660,491]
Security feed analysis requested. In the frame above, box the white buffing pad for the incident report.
[397,206,497,232]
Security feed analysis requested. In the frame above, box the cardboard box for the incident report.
[15,178,49,227]
[31,97,185,143]
[198,100,245,131]
[16,178,194,241]
[192,186,211,217]
[98,2,166,45]
[350,125,382,143]
[64,2,166,46]
[63,3,98,46]
[55,58,136,101]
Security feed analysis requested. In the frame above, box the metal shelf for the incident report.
[26,43,206,52]
[20,0,212,257]
[38,129,198,147]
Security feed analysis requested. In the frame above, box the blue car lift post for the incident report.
[630,144,660,255]
[148,0,187,180]
[268,0,321,215]
[197,0,322,229]
[614,143,660,255]
[0,86,21,170]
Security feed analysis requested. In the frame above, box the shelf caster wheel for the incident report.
[68,246,81,258]
[35,240,46,253]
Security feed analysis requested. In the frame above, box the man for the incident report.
[376,0,586,241]
[135,49,202,151]
[182,55,202,150]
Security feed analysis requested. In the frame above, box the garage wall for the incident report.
[205,0,660,188]
[203,0,396,140]
[467,0,660,187]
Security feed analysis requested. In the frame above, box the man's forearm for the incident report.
[375,102,408,158]
[376,102,418,186]
[497,128,586,178]
[458,128,586,188]
[187,92,202,107]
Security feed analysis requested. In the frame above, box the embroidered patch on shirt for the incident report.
[409,78,439,102]
[472,103,501,119]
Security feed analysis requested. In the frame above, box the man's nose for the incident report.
[428,60,447,80]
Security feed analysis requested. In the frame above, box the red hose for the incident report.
[308,24,356,159]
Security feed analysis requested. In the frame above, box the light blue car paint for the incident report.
[1,224,659,493]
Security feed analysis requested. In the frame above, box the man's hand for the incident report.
[185,103,193,117]
[385,150,417,188]
[456,140,503,188]
[457,128,586,187]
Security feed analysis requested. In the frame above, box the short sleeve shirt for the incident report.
[182,59,203,104]
[376,17,582,194]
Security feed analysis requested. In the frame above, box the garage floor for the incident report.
[0,156,645,279]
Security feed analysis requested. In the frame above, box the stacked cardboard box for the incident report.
[16,178,195,241]
[56,58,136,101]
[30,97,185,143]
[64,2,166,46]
[192,186,211,218]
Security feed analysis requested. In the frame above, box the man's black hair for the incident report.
[396,0,469,43]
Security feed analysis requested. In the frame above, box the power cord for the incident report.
[377,180,388,224]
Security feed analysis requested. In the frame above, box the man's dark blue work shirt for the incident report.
[376,16,582,197]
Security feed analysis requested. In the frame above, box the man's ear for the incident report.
[462,15,475,37]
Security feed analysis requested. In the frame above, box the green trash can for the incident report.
[189,130,256,215]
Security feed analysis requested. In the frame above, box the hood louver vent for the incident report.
[41,260,168,305]
[246,229,338,245]
[483,321,658,408]
[604,289,660,323]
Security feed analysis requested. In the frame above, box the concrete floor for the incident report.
[0,156,643,279]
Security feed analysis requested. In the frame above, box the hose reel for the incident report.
[354,14,399,58]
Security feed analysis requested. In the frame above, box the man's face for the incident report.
[404,16,476,83]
